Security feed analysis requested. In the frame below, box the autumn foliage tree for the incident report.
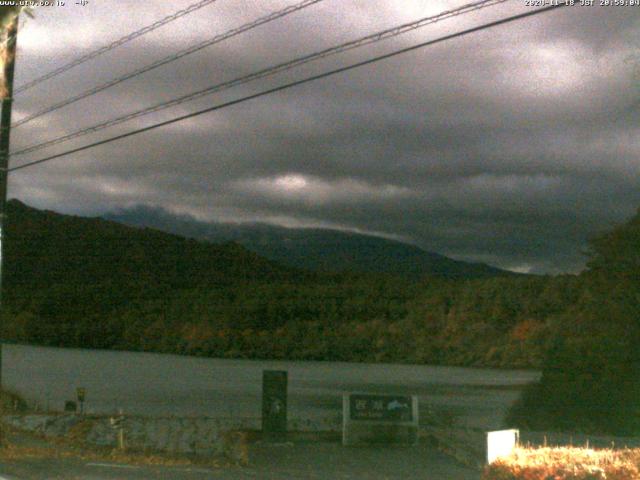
[509,209,640,435]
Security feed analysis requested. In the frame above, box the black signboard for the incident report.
[262,370,288,439]
[349,394,413,422]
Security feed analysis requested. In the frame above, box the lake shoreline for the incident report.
[0,340,542,372]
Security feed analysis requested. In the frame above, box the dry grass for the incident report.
[483,446,640,479]
[0,424,227,469]
[0,441,223,467]
[0,388,29,413]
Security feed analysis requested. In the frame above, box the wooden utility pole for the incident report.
[0,16,18,441]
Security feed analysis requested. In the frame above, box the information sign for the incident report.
[343,393,418,446]
[349,394,413,422]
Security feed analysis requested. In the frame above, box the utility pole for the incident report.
[0,15,19,442]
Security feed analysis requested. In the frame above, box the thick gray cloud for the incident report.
[7,0,640,274]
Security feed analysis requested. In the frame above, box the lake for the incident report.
[2,344,540,430]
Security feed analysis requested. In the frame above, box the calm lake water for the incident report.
[2,344,540,429]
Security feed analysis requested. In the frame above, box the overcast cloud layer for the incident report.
[7,0,640,274]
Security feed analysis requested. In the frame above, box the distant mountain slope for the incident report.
[0,199,421,352]
[0,199,582,370]
[3,199,296,307]
[105,205,511,278]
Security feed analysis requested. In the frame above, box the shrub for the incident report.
[482,446,640,480]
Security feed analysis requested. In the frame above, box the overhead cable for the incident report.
[14,0,220,94]
[13,0,325,128]
[12,0,509,156]
[9,3,568,173]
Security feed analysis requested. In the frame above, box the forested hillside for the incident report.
[2,199,637,400]
[508,208,640,435]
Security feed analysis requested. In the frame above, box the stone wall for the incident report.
[3,414,259,456]
[3,413,342,456]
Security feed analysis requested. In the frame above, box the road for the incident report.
[0,441,479,479]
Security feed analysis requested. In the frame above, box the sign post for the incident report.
[110,409,126,451]
[76,387,86,414]
[343,393,418,446]
[262,370,287,441]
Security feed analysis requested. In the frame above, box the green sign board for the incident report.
[343,393,418,446]
[349,394,413,422]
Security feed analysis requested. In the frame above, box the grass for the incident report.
[0,422,243,469]
[0,442,208,467]
[482,446,640,479]
[0,388,29,413]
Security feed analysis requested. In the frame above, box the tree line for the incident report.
[2,199,639,435]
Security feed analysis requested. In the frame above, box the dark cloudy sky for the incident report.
[8,0,640,274]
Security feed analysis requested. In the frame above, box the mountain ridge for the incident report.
[105,204,512,279]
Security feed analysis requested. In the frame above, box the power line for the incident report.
[14,0,219,95]
[9,3,568,173]
[13,0,325,128]
[12,0,508,157]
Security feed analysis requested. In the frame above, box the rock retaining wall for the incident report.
[3,414,258,456]
[2,414,341,456]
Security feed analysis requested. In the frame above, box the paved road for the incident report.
[0,442,479,479]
